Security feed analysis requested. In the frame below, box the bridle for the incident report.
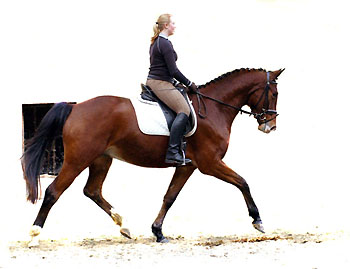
[193,72,279,124]
[248,72,279,124]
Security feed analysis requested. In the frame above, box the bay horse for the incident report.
[22,68,284,245]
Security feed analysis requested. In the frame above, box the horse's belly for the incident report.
[104,144,168,168]
[104,146,127,162]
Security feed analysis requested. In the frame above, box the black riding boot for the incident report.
[165,113,192,166]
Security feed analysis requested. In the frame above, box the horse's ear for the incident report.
[273,68,285,79]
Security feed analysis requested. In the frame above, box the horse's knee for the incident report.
[199,162,251,191]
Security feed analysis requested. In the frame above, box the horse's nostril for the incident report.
[271,126,277,131]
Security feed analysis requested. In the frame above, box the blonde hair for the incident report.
[151,14,172,45]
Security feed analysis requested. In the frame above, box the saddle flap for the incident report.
[134,83,197,137]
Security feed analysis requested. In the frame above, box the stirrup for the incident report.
[165,158,191,166]
[180,148,192,166]
[165,150,191,166]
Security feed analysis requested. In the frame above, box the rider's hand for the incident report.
[188,82,197,93]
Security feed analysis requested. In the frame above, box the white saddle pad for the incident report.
[130,96,197,137]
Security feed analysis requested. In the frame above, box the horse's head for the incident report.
[247,69,284,133]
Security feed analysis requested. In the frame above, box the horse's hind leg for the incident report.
[83,155,131,239]
[28,163,84,246]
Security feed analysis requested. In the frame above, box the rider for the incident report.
[146,14,197,166]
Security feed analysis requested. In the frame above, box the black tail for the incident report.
[21,102,73,204]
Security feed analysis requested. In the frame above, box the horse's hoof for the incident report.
[28,237,40,248]
[158,237,169,243]
[120,228,131,239]
[252,221,265,233]
[28,225,41,247]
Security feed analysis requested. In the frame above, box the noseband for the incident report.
[194,72,279,124]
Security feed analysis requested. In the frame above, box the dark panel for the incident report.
[22,103,75,176]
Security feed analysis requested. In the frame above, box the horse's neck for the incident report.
[198,74,258,126]
[202,77,253,110]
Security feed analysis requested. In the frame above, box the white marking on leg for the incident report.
[29,225,41,237]
[111,208,123,226]
[28,225,41,247]
[110,208,132,239]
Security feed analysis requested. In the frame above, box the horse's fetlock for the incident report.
[152,223,166,242]
[152,223,162,231]
[249,207,260,220]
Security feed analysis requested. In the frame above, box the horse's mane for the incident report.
[198,68,267,89]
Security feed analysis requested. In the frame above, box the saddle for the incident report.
[131,84,196,137]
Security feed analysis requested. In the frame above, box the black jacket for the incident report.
[148,36,191,86]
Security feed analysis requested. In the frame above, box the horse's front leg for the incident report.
[152,166,196,242]
[200,160,264,233]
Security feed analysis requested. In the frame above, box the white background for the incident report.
[0,0,349,244]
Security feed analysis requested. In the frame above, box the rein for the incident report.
[193,72,278,123]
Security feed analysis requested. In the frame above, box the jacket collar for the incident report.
[159,33,169,39]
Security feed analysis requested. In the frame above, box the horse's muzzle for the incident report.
[258,122,277,133]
